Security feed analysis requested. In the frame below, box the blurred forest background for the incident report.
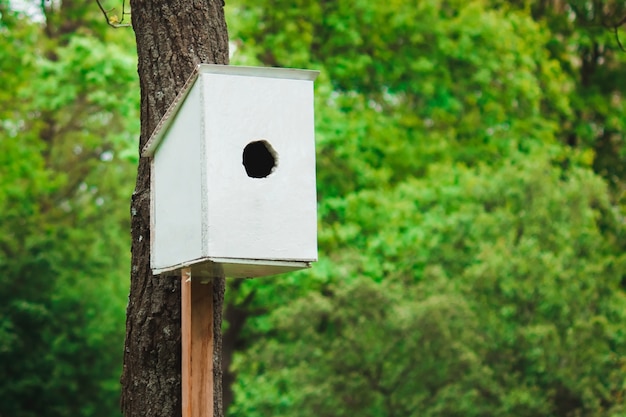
[1,0,626,416]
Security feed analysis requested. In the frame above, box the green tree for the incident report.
[231,150,626,417]
[227,0,572,194]
[499,0,626,194]
[222,1,626,416]
[0,4,138,416]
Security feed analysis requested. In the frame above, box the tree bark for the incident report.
[120,1,229,417]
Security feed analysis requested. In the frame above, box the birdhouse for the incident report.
[142,64,319,278]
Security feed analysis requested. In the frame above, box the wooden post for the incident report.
[181,267,215,417]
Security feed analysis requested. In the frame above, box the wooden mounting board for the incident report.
[181,268,214,417]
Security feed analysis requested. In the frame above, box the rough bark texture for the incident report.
[120,1,229,416]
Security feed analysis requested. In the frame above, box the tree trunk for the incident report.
[120,1,229,417]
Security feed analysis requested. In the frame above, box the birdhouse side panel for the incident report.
[151,83,206,272]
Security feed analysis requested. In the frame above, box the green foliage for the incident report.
[2,1,626,416]
[231,151,626,417]
[0,6,138,417]
[225,1,626,416]
[505,0,626,193]
[229,0,575,202]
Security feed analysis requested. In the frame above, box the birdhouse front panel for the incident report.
[201,72,317,263]
[143,64,319,278]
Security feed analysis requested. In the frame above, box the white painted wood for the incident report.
[146,64,319,278]
[152,81,204,271]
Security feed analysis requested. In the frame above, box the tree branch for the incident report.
[95,0,131,28]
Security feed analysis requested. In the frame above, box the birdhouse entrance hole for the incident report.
[243,140,277,178]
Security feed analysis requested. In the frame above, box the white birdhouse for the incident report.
[142,64,319,278]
